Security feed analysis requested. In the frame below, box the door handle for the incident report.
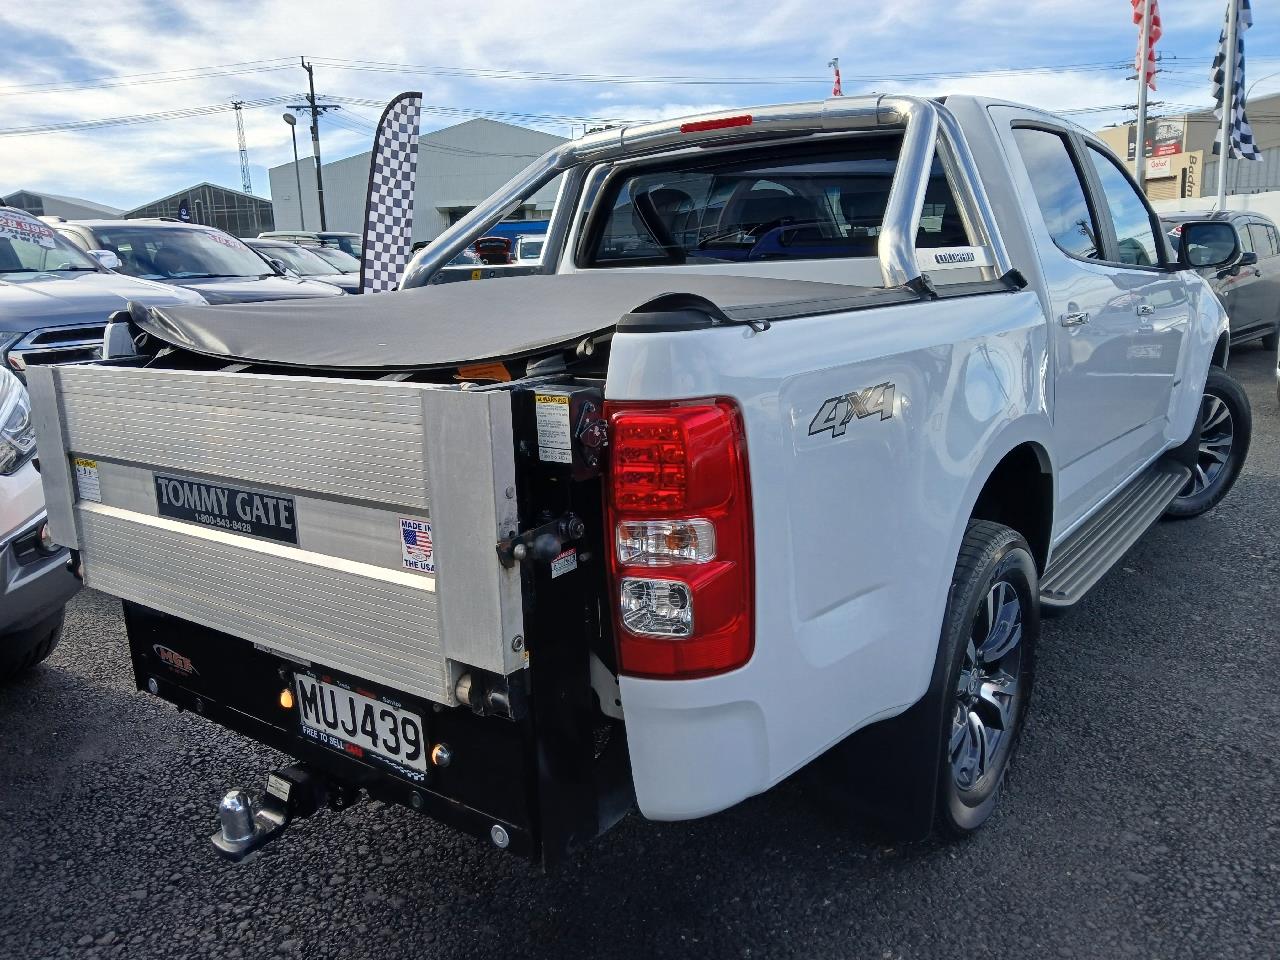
[1059,311,1090,327]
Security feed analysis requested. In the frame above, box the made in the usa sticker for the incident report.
[399,518,435,574]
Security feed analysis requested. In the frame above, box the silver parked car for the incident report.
[0,367,80,680]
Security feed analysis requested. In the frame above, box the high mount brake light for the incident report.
[679,115,753,134]
[605,400,753,679]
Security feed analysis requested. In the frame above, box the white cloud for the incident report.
[0,0,1268,207]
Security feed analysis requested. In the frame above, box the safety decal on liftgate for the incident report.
[550,548,577,579]
[808,382,896,437]
[73,458,102,502]
[399,517,435,574]
[535,392,573,464]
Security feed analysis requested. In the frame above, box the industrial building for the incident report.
[2,189,122,219]
[1095,91,1280,201]
[122,182,274,238]
[268,118,565,244]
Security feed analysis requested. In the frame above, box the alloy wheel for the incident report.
[1179,392,1234,500]
[949,580,1024,792]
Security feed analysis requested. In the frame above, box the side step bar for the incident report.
[1040,461,1190,609]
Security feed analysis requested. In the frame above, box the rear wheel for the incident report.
[0,610,65,683]
[1261,318,1279,353]
[1164,368,1251,519]
[935,521,1038,837]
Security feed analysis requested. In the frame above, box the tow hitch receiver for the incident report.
[212,765,351,861]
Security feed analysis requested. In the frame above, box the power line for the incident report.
[324,94,632,126]
[0,58,297,98]
[0,94,297,137]
[310,55,1144,86]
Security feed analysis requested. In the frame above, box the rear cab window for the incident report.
[581,135,970,269]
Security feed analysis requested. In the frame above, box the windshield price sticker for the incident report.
[153,474,298,545]
[73,458,102,502]
[535,393,573,464]
[0,211,56,249]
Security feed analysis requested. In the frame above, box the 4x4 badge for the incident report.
[808,382,896,437]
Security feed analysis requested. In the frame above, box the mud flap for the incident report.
[822,622,954,841]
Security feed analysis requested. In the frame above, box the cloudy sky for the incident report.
[1,0,1277,211]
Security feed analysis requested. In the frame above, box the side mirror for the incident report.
[1176,221,1242,271]
[1238,250,1259,268]
[87,249,122,270]
[267,257,299,278]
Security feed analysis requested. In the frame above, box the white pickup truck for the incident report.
[28,95,1252,865]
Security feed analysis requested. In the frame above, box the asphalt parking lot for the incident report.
[2,347,1277,960]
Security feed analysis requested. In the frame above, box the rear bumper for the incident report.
[0,511,81,637]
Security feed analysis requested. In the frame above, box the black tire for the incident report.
[0,610,64,683]
[1261,320,1279,353]
[935,520,1039,838]
[1164,367,1252,520]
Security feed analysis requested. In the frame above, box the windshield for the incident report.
[517,238,545,260]
[0,211,99,273]
[587,135,966,266]
[323,235,362,257]
[256,244,339,276]
[310,246,360,273]
[82,225,273,280]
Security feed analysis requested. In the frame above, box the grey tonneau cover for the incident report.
[136,272,888,370]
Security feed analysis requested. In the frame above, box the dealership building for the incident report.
[268,118,565,245]
[3,190,122,219]
[1095,91,1280,201]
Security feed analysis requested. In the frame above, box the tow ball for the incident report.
[211,764,357,861]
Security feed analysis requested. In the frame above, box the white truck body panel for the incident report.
[599,97,1228,820]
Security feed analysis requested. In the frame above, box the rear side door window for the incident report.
[1247,223,1276,258]
[1085,146,1162,267]
[1010,127,1102,261]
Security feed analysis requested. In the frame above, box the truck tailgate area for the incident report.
[27,364,524,705]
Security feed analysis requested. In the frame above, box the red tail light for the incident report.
[605,399,753,679]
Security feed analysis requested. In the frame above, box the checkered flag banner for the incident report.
[1210,0,1263,162]
[360,92,423,293]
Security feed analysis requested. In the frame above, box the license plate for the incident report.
[294,675,428,775]
[154,473,298,545]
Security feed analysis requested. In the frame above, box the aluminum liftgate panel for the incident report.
[27,365,524,705]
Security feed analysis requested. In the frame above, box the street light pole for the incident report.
[282,113,306,230]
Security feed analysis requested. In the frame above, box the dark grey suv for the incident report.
[1162,210,1280,351]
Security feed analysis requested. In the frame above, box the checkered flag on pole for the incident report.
[360,91,423,293]
[1211,0,1263,162]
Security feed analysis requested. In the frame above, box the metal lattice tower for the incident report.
[232,100,252,194]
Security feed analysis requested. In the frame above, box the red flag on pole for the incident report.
[1132,0,1162,90]
[828,58,842,96]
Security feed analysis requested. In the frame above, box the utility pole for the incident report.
[300,57,334,230]
[232,100,252,194]
[1133,1,1153,191]
[1215,0,1239,209]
